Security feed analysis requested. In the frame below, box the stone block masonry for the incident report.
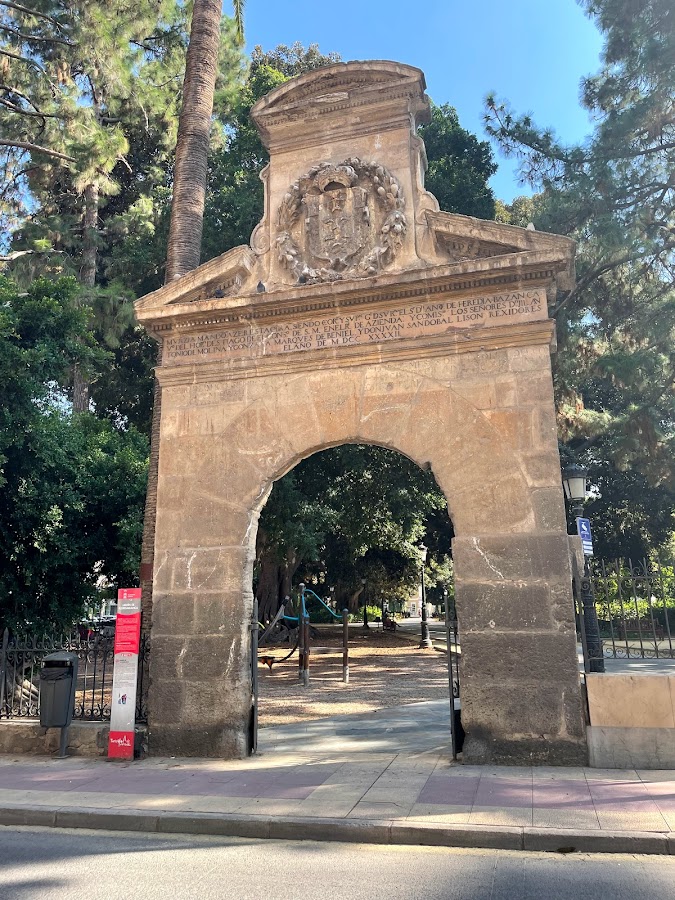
[134,61,585,764]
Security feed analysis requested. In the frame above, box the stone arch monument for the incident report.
[135,61,586,765]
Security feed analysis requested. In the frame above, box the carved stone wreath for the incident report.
[276,157,407,283]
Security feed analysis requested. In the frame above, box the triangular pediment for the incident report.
[134,245,256,313]
[426,211,575,288]
[252,60,426,121]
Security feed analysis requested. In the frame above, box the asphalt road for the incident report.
[2,826,675,900]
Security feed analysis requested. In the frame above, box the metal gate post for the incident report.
[0,628,8,717]
[342,608,349,683]
[250,598,259,753]
[444,596,458,760]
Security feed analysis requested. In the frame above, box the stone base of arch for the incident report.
[145,348,587,765]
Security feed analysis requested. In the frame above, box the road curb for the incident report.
[1,804,673,855]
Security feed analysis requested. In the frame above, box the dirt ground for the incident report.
[257,625,450,728]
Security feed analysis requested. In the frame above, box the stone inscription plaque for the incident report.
[163,288,545,365]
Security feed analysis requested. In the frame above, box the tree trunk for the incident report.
[164,0,222,282]
[140,0,224,631]
[73,182,99,413]
[139,374,162,637]
[280,551,300,606]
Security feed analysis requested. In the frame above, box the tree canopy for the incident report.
[0,276,148,631]
[484,0,675,559]
[255,444,453,622]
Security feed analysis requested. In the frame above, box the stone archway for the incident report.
[136,61,586,764]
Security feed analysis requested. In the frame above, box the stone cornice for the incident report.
[156,319,556,386]
[138,252,566,335]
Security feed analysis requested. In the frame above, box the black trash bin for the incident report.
[39,652,78,756]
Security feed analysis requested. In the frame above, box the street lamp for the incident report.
[562,463,588,520]
[561,463,605,673]
[418,543,432,649]
[361,577,369,629]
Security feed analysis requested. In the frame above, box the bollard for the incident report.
[298,583,305,681]
[298,619,304,681]
[302,615,310,687]
[342,608,349,683]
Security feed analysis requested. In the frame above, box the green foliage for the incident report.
[494,195,540,227]
[1,1,189,226]
[420,103,497,219]
[3,1,246,420]
[256,445,452,620]
[591,561,675,632]
[0,276,148,631]
[485,0,675,557]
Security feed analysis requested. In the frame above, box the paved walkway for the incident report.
[1,701,675,854]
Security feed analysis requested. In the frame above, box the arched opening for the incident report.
[148,353,585,765]
[251,442,458,755]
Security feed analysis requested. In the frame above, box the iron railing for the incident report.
[0,628,149,723]
[588,559,675,660]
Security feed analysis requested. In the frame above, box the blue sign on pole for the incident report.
[576,517,594,557]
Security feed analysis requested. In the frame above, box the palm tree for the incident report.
[140,0,245,626]
[165,0,245,280]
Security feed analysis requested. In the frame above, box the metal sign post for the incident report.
[108,588,142,760]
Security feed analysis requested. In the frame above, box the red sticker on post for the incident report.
[108,588,142,760]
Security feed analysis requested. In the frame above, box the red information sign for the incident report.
[108,588,142,760]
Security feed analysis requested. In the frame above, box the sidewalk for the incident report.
[1,700,674,855]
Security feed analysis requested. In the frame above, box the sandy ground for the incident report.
[257,626,451,728]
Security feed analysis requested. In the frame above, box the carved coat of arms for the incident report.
[276,158,407,283]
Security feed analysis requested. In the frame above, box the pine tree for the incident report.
[484,0,675,556]
[1,1,230,408]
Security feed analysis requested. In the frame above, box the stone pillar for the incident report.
[145,381,262,758]
[453,532,587,764]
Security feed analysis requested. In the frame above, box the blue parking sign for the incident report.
[576,517,594,556]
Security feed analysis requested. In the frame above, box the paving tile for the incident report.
[586,767,639,781]
[637,769,675,782]
[531,766,589,781]
[474,775,533,810]
[162,796,247,814]
[347,800,412,820]
[299,785,367,805]
[478,766,535,778]
[417,774,480,806]
[532,807,600,829]
[658,808,675,830]
[293,799,358,818]
[639,779,675,808]
[406,803,471,824]
[592,809,670,832]
[468,805,532,827]
[233,798,305,816]
[586,777,651,796]
[320,777,380,794]
[0,788,82,807]
[366,773,429,792]
[259,784,318,800]
[532,779,594,810]
[585,779,668,828]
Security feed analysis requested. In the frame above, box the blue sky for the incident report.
[242,0,604,202]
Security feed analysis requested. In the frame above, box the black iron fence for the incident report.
[585,558,675,660]
[0,628,150,723]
